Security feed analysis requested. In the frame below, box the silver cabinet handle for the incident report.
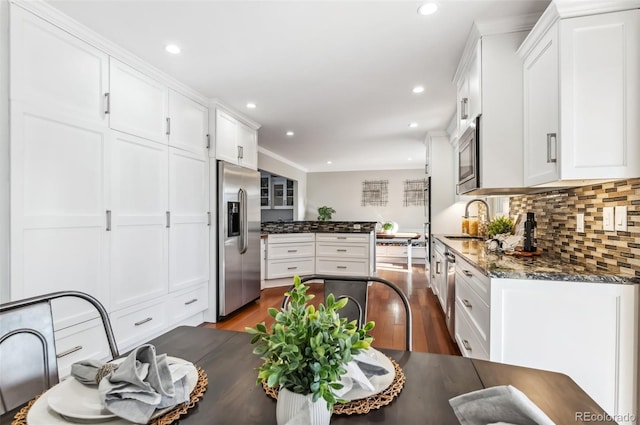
[287,249,298,253]
[206,134,210,149]
[337,265,347,269]
[462,339,472,351]
[184,298,198,305]
[461,98,469,120]
[337,236,347,240]
[106,210,112,231]
[134,317,153,326]
[463,270,473,277]
[57,345,82,358]
[436,260,441,274]
[166,211,171,228]
[207,211,211,226]
[547,133,557,163]
[166,117,171,136]
[462,299,472,309]
[104,93,110,115]
[336,249,347,252]
[237,145,244,159]
[287,266,297,270]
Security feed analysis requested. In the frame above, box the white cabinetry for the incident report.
[266,233,315,279]
[431,239,447,310]
[315,233,372,277]
[213,109,258,170]
[491,279,638,424]
[455,40,481,138]
[520,7,640,187]
[455,256,490,360]
[168,89,209,155]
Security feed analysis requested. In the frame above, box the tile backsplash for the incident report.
[510,179,640,278]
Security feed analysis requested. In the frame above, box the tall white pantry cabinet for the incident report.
[8,3,211,373]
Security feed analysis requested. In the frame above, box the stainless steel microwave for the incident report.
[457,116,480,194]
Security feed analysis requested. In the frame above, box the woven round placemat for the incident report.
[262,356,406,415]
[12,367,208,425]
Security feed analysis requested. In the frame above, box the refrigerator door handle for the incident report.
[239,188,248,254]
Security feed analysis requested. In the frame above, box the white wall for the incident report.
[258,147,307,221]
[429,134,465,235]
[306,169,427,234]
[0,0,9,303]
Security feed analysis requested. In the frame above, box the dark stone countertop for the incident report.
[435,235,639,284]
[261,221,377,234]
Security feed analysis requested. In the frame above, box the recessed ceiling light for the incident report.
[417,2,438,16]
[286,131,294,136]
[165,44,181,54]
[327,161,332,165]
[412,86,425,94]
[409,122,418,128]
[246,102,256,109]
[408,157,413,161]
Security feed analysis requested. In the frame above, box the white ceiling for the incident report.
[46,0,550,172]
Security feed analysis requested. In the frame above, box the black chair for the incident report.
[0,291,119,414]
[282,274,412,351]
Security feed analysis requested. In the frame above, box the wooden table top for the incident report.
[3,326,612,425]
[143,326,612,425]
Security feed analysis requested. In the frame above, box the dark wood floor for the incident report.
[205,262,461,355]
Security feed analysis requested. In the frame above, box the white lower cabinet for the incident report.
[54,318,112,379]
[168,283,208,325]
[266,233,315,279]
[315,233,372,277]
[110,297,168,353]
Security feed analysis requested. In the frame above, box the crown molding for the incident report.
[10,0,209,106]
[257,146,308,173]
[209,99,261,130]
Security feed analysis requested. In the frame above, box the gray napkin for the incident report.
[71,344,190,424]
[449,385,555,425]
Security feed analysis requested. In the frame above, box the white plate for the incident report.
[27,357,197,425]
[341,348,395,401]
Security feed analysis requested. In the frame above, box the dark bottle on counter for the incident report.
[523,212,537,252]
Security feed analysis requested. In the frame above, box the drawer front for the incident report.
[315,258,369,276]
[110,298,168,351]
[55,318,111,379]
[315,233,370,243]
[267,258,315,279]
[168,283,208,324]
[316,242,368,259]
[455,278,489,343]
[267,233,315,244]
[455,299,489,360]
[267,242,315,260]
[456,257,490,304]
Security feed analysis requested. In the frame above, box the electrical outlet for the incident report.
[603,207,614,231]
[615,206,627,231]
[576,213,584,232]
[353,224,361,230]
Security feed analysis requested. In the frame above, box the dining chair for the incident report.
[282,275,413,351]
[0,291,119,415]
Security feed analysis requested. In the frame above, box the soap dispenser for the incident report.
[523,212,537,252]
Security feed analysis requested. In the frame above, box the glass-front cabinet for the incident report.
[272,177,294,209]
[260,174,270,209]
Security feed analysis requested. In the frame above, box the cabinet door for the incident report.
[560,10,640,180]
[110,131,168,311]
[109,59,168,144]
[10,7,109,126]
[168,89,208,155]
[523,25,559,186]
[168,148,209,292]
[238,122,258,170]
[10,104,110,328]
[456,75,470,136]
[467,40,482,123]
[215,109,239,164]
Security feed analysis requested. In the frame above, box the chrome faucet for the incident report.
[464,199,491,221]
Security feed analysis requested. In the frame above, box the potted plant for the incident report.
[487,216,515,238]
[317,206,336,221]
[246,276,375,425]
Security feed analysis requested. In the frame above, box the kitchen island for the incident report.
[433,234,639,425]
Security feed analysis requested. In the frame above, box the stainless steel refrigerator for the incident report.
[217,161,261,319]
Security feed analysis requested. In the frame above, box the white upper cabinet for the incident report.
[213,108,259,170]
[456,40,481,138]
[167,89,209,155]
[520,6,640,187]
[109,58,168,144]
[10,6,109,126]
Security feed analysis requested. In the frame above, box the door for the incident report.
[215,110,239,165]
[169,148,209,292]
[167,89,208,155]
[237,122,258,170]
[110,131,168,311]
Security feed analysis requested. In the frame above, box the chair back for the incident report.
[283,275,413,351]
[0,291,118,414]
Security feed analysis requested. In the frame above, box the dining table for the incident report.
[5,325,615,425]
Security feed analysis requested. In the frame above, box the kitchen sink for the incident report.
[443,235,484,240]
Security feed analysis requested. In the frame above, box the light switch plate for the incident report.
[576,213,584,232]
[615,206,627,231]
[603,207,614,231]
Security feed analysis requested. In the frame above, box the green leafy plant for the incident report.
[382,222,394,231]
[488,216,515,237]
[246,276,375,410]
[317,206,336,221]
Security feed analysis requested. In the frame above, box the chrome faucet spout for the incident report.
[464,199,491,221]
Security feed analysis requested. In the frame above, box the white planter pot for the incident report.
[276,387,332,425]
